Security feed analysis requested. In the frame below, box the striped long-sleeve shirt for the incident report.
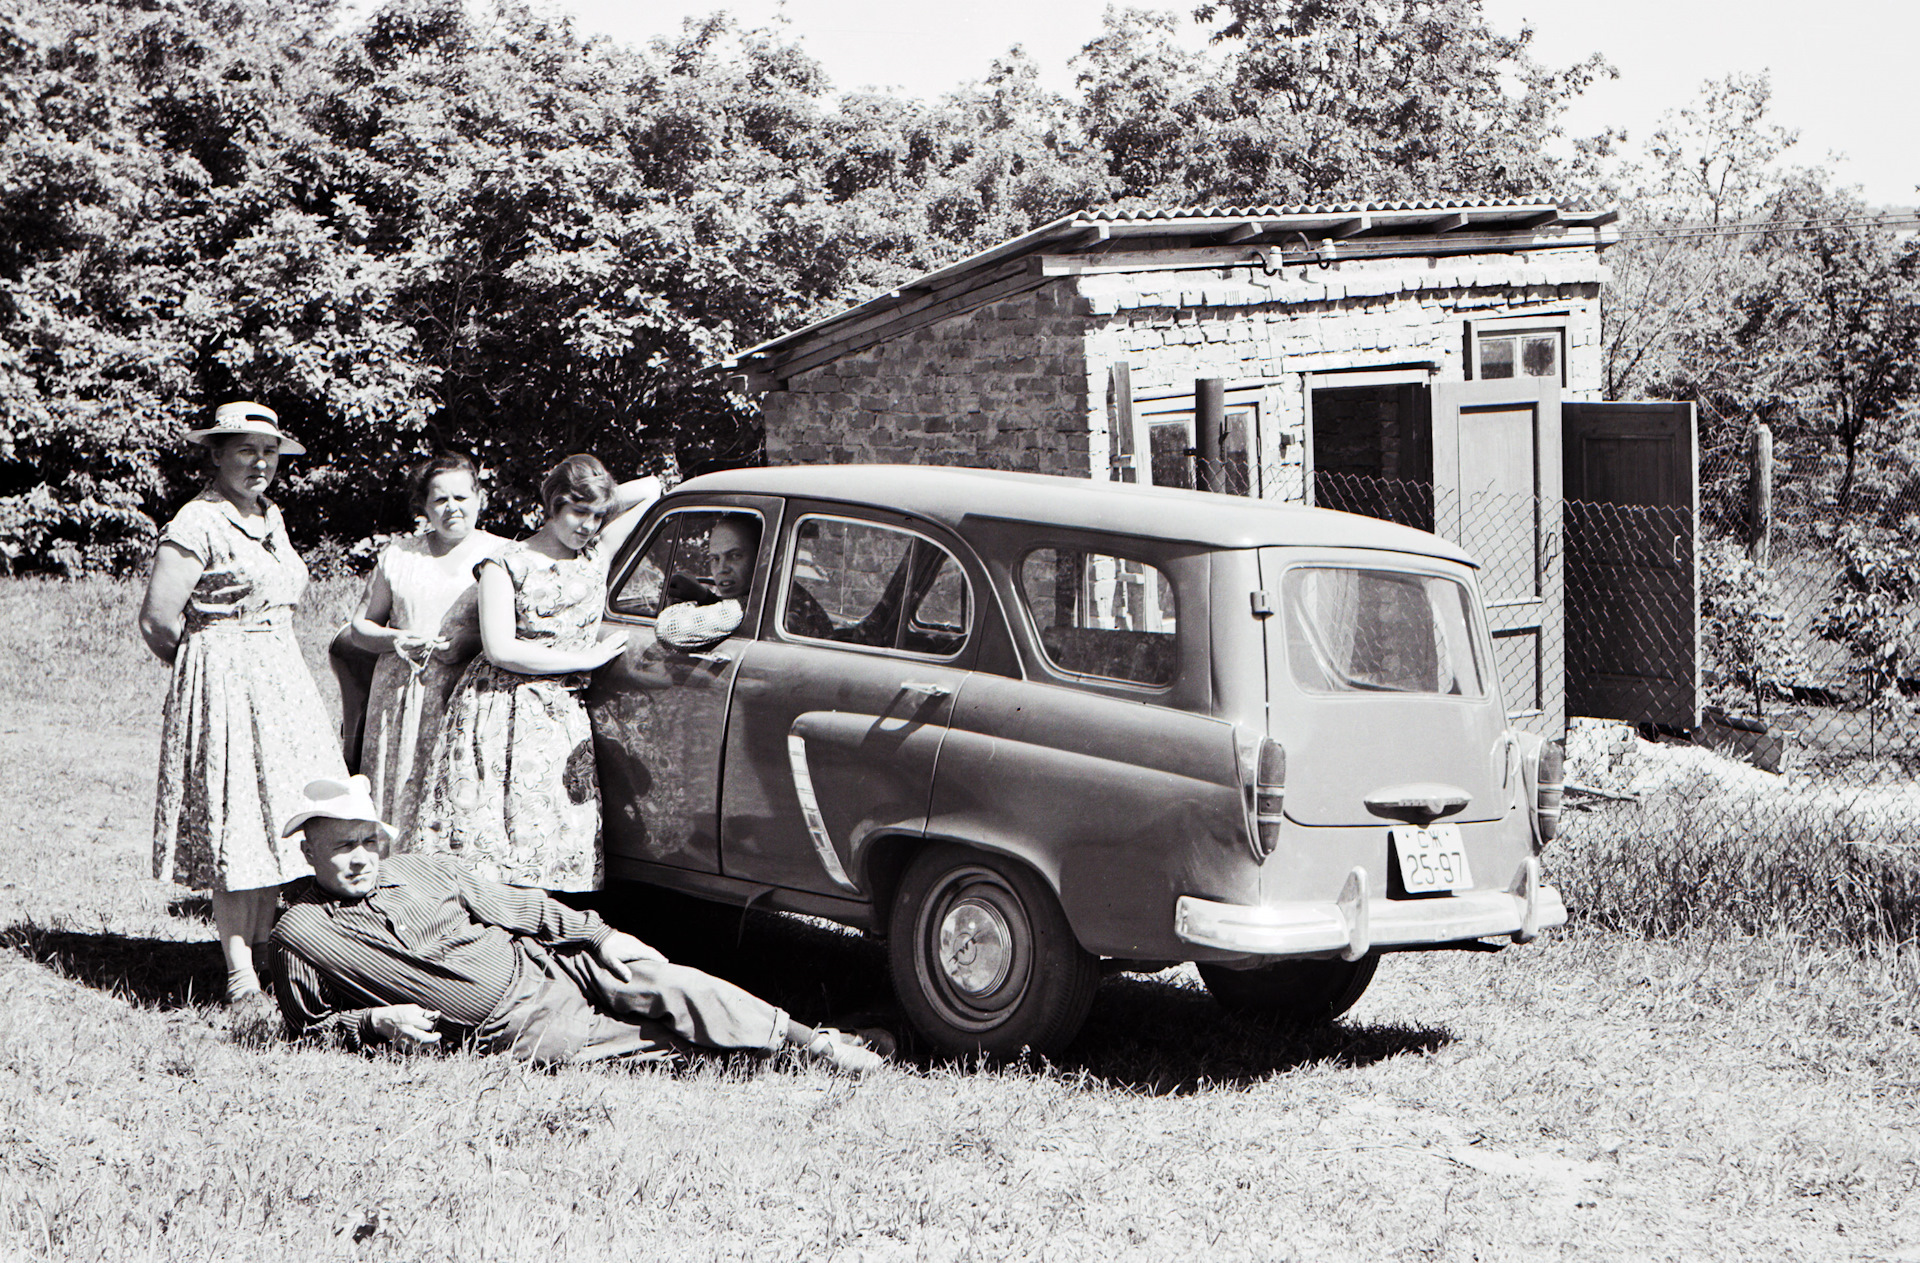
[271,853,613,1047]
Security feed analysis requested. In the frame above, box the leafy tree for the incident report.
[0,0,427,571]
[1602,73,1796,406]
[1734,177,1920,513]
[1074,0,1614,205]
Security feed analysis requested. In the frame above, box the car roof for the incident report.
[669,464,1478,566]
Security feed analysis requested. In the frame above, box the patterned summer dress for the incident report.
[409,542,608,891]
[359,533,508,838]
[152,489,345,892]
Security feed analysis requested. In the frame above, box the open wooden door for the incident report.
[1562,401,1699,728]
[1432,378,1564,738]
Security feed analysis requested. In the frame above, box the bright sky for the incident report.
[544,0,1918,208]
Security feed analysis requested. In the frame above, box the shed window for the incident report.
[1020,547,1177,686]
[1469,320,1566,385]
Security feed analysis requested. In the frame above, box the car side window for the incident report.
[1019,546,1178,686]
[784,516,971,656]
[610,509,764,618]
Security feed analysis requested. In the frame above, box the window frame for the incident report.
[1015,542,1181,692]
[1276,561,1491,701]
[775,511,975,661]
[1464,313,1569,387]
[606,503,772,623]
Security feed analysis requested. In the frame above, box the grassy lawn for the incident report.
[3,576,1919,1261]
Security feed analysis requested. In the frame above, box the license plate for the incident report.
[1391,824,1472,893]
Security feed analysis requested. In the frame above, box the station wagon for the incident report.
[588,465,1567,1057]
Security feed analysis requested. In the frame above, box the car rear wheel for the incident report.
[1197,954,1379,1024]
[888,845,1099,1060]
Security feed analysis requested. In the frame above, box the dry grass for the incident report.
[1555,722,1920,946]
[3,576,1920,1260]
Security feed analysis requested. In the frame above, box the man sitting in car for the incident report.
[269,775,887,1072]
[658,514,831,648]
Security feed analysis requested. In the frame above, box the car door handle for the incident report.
[688,650,734,665]
[900,681,952,699]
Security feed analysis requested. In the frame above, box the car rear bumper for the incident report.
[1173,857,1566,959]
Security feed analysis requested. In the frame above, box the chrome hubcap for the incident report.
[938,898,1013,996]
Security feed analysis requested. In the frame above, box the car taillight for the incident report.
[1233,727,1287,862]
[1534,738,1564,849]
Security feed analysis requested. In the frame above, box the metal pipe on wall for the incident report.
[1196,377,1225,493]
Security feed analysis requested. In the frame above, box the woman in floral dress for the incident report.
[138,402,346,1001]
[347,453,508,839]
[410,455,645,891]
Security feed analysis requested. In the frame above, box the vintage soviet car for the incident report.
[588,465,1567,1057]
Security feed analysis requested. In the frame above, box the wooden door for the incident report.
[1432,378,1564,737]
[1562,401,1699,728]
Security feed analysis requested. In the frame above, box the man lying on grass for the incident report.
[268,775,887,1074]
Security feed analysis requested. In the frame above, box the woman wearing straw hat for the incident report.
[138,401,346,1003]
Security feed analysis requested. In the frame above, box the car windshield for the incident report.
[1282,567,1486,697]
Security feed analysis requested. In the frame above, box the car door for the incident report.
[589,495,782,881]
[720,507,978,898]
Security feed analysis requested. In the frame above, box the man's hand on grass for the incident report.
[367,1004,442,1047]
[594,931,668,983]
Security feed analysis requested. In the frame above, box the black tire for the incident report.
[1197,953,1380,1024]
[887,845,1099,1060]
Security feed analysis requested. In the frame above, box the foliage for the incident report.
[0,0,1132,571]
[1816,525,1920,738]
[1601,75,1920,537]
[1074,0,1615,205]
[1735,178,1920,514]
[1698,537,1800,717]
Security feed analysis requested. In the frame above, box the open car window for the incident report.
[1019,546,1177,687]
[782,515,970,657]
[610,508,764,618]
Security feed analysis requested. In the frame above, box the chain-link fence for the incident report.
[1276,458,1920,942]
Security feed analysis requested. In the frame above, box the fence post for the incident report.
[1749,423,1773,567]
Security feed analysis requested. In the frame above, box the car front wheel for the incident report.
[1197,954,1379,1024]
[888,845,1099,1060]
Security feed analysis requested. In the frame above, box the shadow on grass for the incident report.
[168,895,212,922]
[2,922,225,1010]
[598,886,1454,1095]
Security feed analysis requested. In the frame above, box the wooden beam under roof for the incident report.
[1035,225,1616,276]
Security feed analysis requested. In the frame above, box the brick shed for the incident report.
[728,202,1700,738]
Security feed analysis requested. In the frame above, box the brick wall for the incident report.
[1080,248,1607,504]
[759,246,1606,504]
[762,281,1098,477]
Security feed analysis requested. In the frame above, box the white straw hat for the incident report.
[280,775,396,843]
[186,400,307,455]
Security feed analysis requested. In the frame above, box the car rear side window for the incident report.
[610,509,764,618]
[783,516,970,656]
[1283,567,1486,697]
[1019,547,1177,687]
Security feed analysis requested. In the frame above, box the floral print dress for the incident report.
[409,542,608,891]
[152,489,345,892]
